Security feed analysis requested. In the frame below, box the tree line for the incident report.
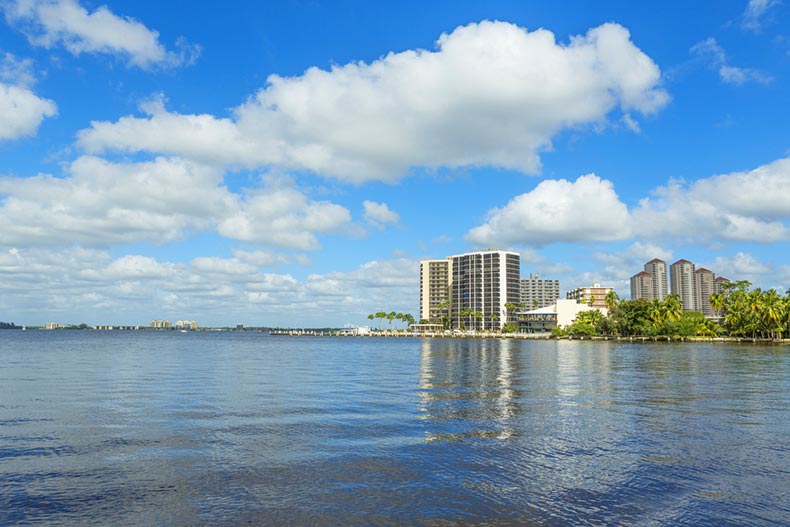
[558,281,790,339]
[367,312,415,330]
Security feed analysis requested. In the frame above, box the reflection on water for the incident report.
[1,332,789,526]
[419,339,520,441]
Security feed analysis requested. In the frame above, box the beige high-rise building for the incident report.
[670,259,696,310]
[419,258,451,324]
[644,258,668,300]
[694,268,716,317]
[630,271,653,300]
[714,276,730,294]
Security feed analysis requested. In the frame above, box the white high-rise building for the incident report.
[450,250,520,331]
[520,273,560,309]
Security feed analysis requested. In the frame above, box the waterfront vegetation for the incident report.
[556,281,790,339]
[367,312,415,331]
[0,321,19,329]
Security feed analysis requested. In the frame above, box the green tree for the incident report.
[605,290,620,310]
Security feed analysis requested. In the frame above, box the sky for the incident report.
[1,0,789,327]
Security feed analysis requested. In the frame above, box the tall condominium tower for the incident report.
[520,273,560,309]
[419,258,451,323]
[694,268,715,317]
[450,250,520,331]
[670,259,696,310]
[644,258,668,300]
[630,271,652,300]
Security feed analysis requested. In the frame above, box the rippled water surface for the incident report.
[2,331,789,526]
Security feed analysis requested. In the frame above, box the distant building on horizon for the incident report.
[150,319,172,329]
[520,273,559,310]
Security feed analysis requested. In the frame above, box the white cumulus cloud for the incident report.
[363,200,399,229]
[2,0,199,69]
[77,21,668,182]
[467,173,631,246]
[216,180,351,250]
[0,156,234,245]
[468,157,790,247]
[0,81,56,140]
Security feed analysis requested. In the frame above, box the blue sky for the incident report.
[1,0,789,326]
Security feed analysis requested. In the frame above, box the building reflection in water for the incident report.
[418,339,521,442]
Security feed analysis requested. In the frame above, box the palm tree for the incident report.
[395,312,404,330]
[436,300,451,329]
[761,289,783,339]
[459,308,473,331]
[504,302,517,323]
[387,311,396,332]
[367,313,375,327]
[663,294,683,322]
[710,292,726,319]
[488,313,499,331]
[605,290,620,310]
[376,311,387,330]
[473,311,483,331]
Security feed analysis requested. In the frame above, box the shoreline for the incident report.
[269,330,790,344]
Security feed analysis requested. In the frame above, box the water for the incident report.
[1,331,789,526]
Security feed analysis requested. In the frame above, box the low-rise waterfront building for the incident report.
[517,299,606,333]
[566,284,612,309]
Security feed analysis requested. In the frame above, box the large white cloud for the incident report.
[78,21,668,182]
[0,156,354,250]
[469,157,790,247]
[0,81,56,140]
[633,158,790,243]
[0,156,234,245]
[467,173,631,246]
[216,182,351,250]
[2,0,199,69]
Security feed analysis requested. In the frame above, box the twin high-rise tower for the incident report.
[630,258,728,316]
